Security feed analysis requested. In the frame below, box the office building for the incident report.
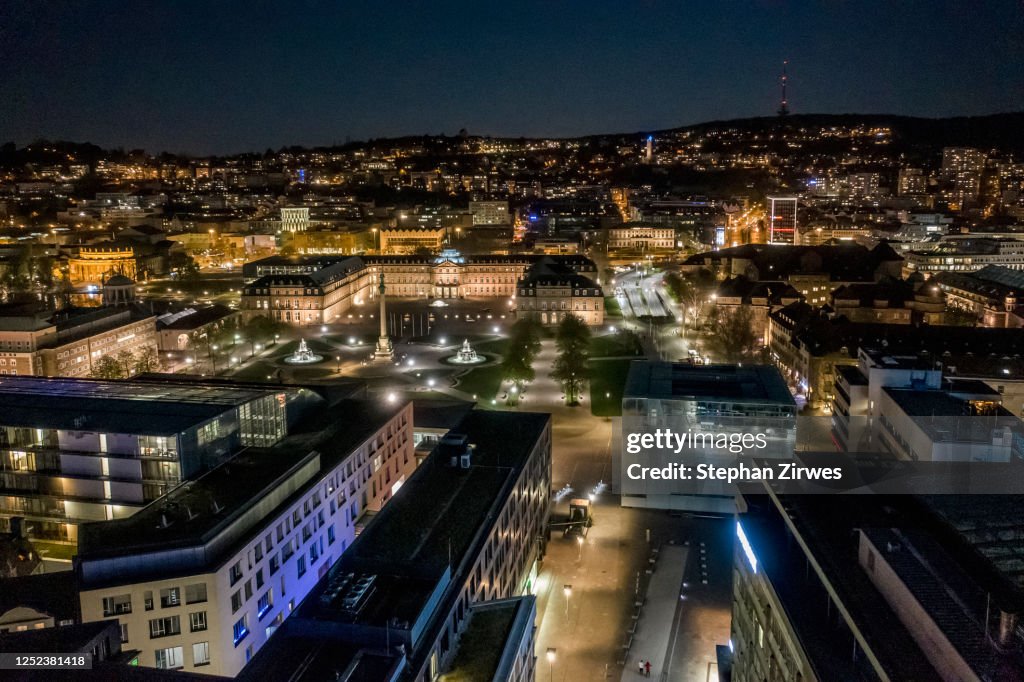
[239,410,552,681]
[903,238,1024,276]
[726,491,1024,681]
[468,201,511,226]
[0,376,320,545]
[0,303,157,378]
[378,226,446,254]
[767,197,797,245]
[621,362,796,513]
[76,397,417,676]
[281,207,311,233]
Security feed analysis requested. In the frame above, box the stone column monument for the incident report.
[374,272,394,360]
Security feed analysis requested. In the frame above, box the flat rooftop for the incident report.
[300,410,550,627]
[77,399,407,576]
[440,598,530,682]
[0,376,284,435]
[623,361,795,405]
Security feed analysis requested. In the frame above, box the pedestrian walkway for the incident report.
[621,545,688,682]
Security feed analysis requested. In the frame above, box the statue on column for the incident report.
[374,272,394,359]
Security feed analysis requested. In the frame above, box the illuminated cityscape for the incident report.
[1,2,1024,680]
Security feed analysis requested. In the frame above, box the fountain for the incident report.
[284,339,324,365]
[448,339,485,365]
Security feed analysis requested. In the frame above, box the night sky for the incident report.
[1,1,1022,155]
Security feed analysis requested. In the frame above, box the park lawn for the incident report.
[604,296,622,316]
[456,365,506,401]
[404,368,458,387]
[230,360,278,381]
[473,337,510,356]
[589,358,635,417]
[589,333,642,358]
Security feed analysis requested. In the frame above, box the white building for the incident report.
[280,207,311,233]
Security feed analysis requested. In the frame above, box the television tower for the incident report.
[777,60,790,116]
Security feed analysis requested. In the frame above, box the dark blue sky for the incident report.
[1,1,1021,155]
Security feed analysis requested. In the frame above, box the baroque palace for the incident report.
[241,250,605,326]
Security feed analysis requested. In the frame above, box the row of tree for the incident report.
[89,346,161,379]
[500,314,593,407]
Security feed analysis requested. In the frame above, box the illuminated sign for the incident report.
[736,521,758,573]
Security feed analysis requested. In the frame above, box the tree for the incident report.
[501,319,542,405]
[243,315,286,345]
[551,314,591,405]
[178,256,201,284]
[132,346,161,375]
[707,306,760,363]
[116,349,135,377]
[90,355,126,380]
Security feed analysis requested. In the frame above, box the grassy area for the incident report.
[604,296,622,316]
[589,331,642,358]
[33,540,76,562]
[473,337,510,356]
[404,368,457,387]
[589,358,635,417]
[456,365,505,401]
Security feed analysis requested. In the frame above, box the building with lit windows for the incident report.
[607,223,675,251]
[241,253,599,326]
[515,261,605,326]
[0,304,157,379]
[67,244,137,286]
[76,397,417,677]
[240,410,551,682]
[0,377,314,546]
[468,201,511,225]
[280,207,311,233]
[767,197,798,245]
[378,226,446,254]
[726,490,1024,681]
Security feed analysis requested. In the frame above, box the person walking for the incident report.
[644,660,652,677]
[638,659,645,676]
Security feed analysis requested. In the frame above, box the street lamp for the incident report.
[546,648,556,682]
[577,535,584,561]
[563,584,572,617]
[335,355,341,372]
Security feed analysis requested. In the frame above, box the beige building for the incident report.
[378,226,446,254]
[607,224,675,251]
[241,253,598,326]
[515,263,604,326]
[67,244,137,286]
[0,306,157,378]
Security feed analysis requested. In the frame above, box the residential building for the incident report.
[76,397,417,676]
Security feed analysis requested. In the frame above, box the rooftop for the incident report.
[623,361,795,406]
[77,399,406,583]
[0,376,283,435]
[300,410,549,626]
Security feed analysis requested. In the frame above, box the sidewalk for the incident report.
[621,545,688,682]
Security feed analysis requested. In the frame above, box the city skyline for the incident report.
[2,1,1023,154]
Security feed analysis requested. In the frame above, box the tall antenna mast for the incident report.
[778,60,790,116]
